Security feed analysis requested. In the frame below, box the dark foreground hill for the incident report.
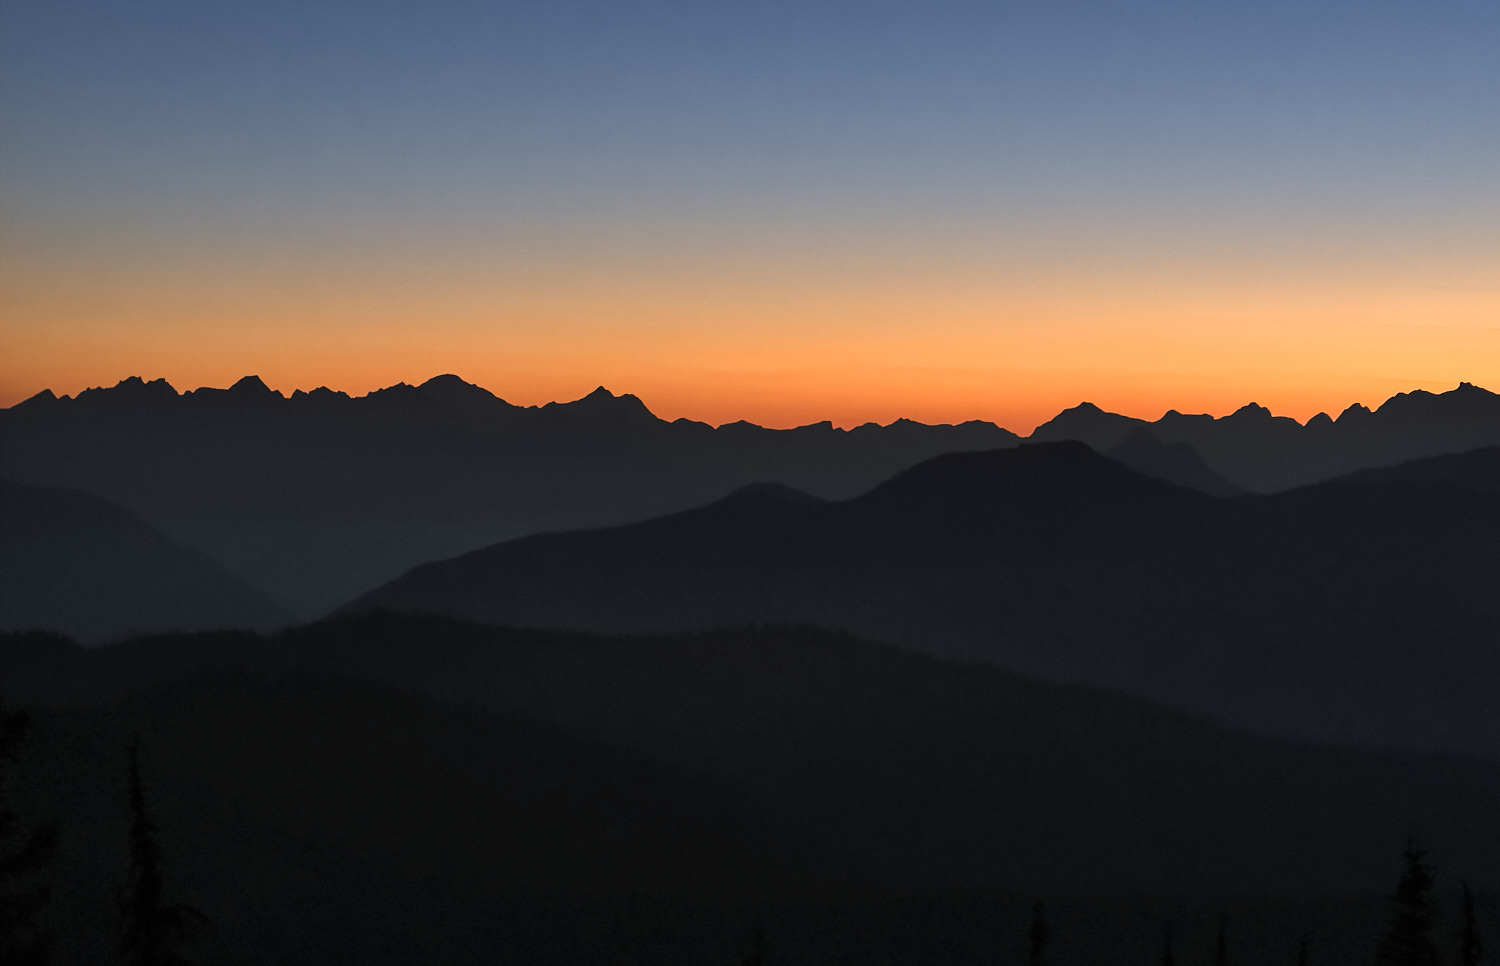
[1335,444,1500,492]
[3,615,1498,963]
[0,480,285,642]
[350,443,1500,761]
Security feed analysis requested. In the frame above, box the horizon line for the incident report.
[7,373,1492,436]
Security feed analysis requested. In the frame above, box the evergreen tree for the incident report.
[0,708,57,966]
[117,740,207,966]
[1376,835,1442,966]
[1458,881,1483,966]
[1028,901,1047,966]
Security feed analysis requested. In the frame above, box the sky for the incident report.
[2,0,1497,432]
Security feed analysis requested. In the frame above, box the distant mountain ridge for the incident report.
[349,442,1500,762]
[1033,382,1500,491]
[3,375,1496,615]
[0,479,284,641]
[1,375,1019,614]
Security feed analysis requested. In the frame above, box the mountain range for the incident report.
[6,377,1500,959]
[349,442,1500,761]
[1,375,1015,615]
[1031,382,1500,491]
[3,376,1496,617]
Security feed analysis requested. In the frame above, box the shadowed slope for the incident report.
[6,615,1499,904]
[0,480,285,642]
[1105,429,1244,497]
[348,443,1500,760]
[1334,445,1500,492]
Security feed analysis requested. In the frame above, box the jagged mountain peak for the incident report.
[417,374,518,417]
[544,385,658,422]
[15,388,58,409]
[1227,402,1272,419]
[290,386,352,402]
[184,375,284,404]
[1376,381,1500,417]
[72,376,179,406]
[228,374,276,395]
[1029,401,1148,450]
[117,375,177,394]
[419,373,483,391]
[1336,402,1373,422]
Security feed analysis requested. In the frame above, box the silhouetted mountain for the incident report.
[0,480,285,642]
[0,375,1019,615]
[1333,445,1500,493]
[349,442,1500,760]
[540,384,659,424]
[1104,429,1244,496]
[408,372,523,420]
[1034,383,1500,492]
[4,615,1498,962]
[6,375,1496,617]
[1031,401,1150,451]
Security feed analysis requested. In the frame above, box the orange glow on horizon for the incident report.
[5,303,1494,434]
[4,215,1497,433]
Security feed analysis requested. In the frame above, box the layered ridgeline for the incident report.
[4,376,1496,619]
[1032,382,1500,492]
[0,375,1016,616]
[350,443,1500,761]
[0,480,285,642]
[4,615,1498,963]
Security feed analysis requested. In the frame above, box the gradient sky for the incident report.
[2,0,1497,431]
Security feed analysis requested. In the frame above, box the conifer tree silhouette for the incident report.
[1028,901,1047,966]
[1376,835,1441,966]
[0,709,57,965]
[116,739,207,966]
[1458,880,1483,966]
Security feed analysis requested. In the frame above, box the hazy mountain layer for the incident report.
[4,616,1497,962]
[350,443,1500,761]
[1104,428,1243,496]
[4,376,1493,617]
[1033,382,1500,492]
[0,480,285,642]
[0,375,1018,615]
